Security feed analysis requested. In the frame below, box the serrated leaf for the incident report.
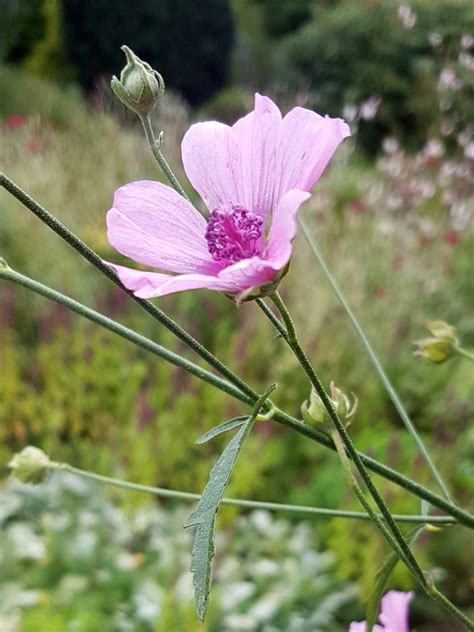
[366,526,424,632]
[185,385,276,621]
[195,416,249,444]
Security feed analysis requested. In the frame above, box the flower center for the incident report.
[205,206,263,263]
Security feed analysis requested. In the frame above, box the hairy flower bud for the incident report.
[8,446,56,484]
[302,381,358,429]
[111,46,165,117]
[413,320,459,364]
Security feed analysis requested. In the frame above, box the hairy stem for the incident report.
[269,290,426,585]
[330,430,425,585]
[58,463,455,524]
[298,216,453,503]
[139,115,190,200]
[1,264,473,527]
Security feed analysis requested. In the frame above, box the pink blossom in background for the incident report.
[5,114,26,129]
[106,94,349,299]
[349,590,414,632]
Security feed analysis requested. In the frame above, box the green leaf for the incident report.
[195,416,249,444]
[366,526,424,632]
[185,385,276,621]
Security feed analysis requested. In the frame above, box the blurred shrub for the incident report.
[4,0,234,106]
[0,475,354,631]
[276,0,474,153]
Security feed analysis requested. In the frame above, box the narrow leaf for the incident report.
[195,416,249,444]
[185,385,276,621]
[366,526,424,632]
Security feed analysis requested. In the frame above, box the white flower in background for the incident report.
[458,52,474,70]
[464,142,474,160]
[382,137,399,154]
[397,4,417,28]
[438,68,462,92]
[429,31,443,47]
[423,139,445,159]
[343,103,358,123]
[360,96,381,121]
[460,33,474,49]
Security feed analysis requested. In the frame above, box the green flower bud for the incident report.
[413,320,459,364]
[8,446,56,484]
[302,381,358,428]
[111,46,165,117]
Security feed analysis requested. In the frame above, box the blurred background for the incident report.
[0,1,473,630]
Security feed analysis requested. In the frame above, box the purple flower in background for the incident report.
[106,94,349,299]
[349,591,414,632]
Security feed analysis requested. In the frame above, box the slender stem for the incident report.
[427,582,474,630]
[272,409,474,529]
[58,463,455,524]
[298,216,453,502]
[0,172,258,403]
[331,431,473,630]
[0,267,252,406]
[2,265,473,528]
[457,347,474,362]
[330,430,426,584]
[139,116,190,200]
[269,291,430,583]
[256,298,289,340]
[269,292,473,629]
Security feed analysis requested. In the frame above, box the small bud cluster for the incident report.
[111,46,165,117]
[301,382,358,429]
[413,320,459,364]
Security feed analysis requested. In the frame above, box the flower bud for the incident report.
[302,382,358,428]
[8,446,56,484]
[111,46,165,117]
[413,320,459,364]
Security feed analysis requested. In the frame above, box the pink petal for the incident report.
[232,94,282,217]
[107,181,216,274]
[379,591,413,632]
[274,107,350,203]
[266,189,311,267]
[181,121,241,212]
[217,256,280,290]
[181,94,281,218]
[106,262,233,298]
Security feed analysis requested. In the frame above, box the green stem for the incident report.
[330,430,426,585]
[426,581,474,630]
[57,463,455,524]
[457,347,474,362]
[272,409,474,529]
[1,266,473,528]
[269,292,472,629]
[139,116,190,200]
[0,172,257,403]
[298,216,453,503]
[269,291,430,585]
[0,266,252,406]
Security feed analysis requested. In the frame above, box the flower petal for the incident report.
[379,591,414,632]
[181,94,281,218]
[107,181,216,274]
[232,94,282,217]
[181,121,241,211]
[274,108,350,203]
[217,256,280,290]
[106,262,233,298]
[266,189,311,268]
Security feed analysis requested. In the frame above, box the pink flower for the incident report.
[106,94,349,299]
[349,591,414,632]
[5,114,26,129]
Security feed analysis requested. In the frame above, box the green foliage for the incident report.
[0,476,353,631]
[251,0,312,37]
[280,0,474,152]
